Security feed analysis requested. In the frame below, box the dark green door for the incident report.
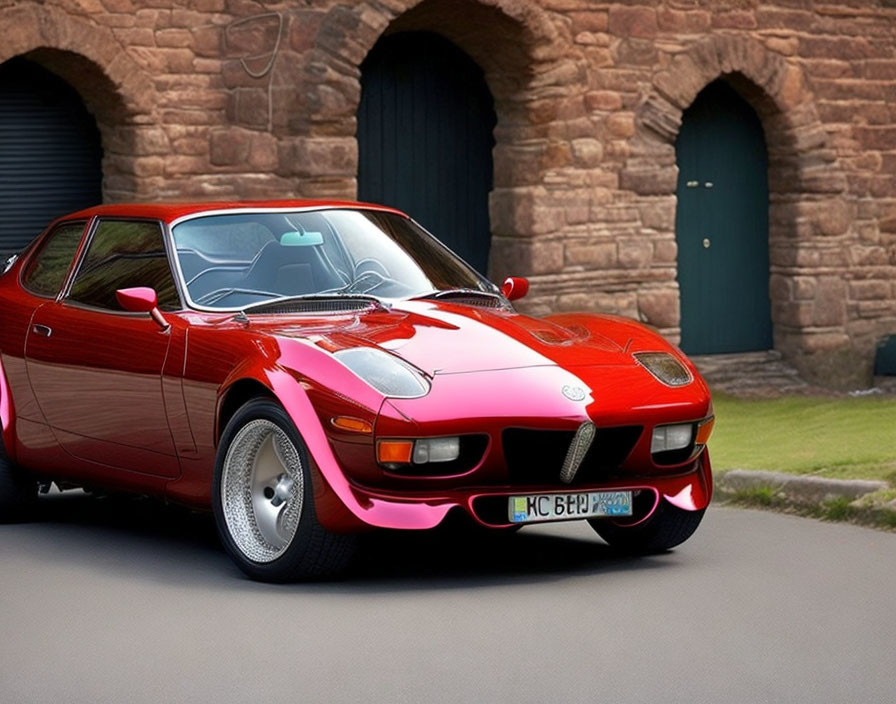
[675,80,772,354]
[358,32,496,273]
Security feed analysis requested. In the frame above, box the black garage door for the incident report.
[0,57,102,256]
[358,32,496,274]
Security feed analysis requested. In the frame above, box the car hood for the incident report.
[262,300,643,375]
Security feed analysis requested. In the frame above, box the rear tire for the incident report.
[588,501,705,554]
[0,431,37,523]
[212,398,357,582]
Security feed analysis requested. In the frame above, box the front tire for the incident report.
[588,501,705,554]
[0,430,37,523]
[212,398,357,582]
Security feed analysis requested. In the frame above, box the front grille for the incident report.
[502,426,643,485]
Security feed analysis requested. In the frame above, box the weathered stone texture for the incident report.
[2,0,896,385]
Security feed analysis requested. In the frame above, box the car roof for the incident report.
[63,199,407,224]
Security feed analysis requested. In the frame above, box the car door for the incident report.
[25,218,182,478]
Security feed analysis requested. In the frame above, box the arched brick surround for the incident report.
[272,0,590,282]
[0,5,157,201]
[626,36,859,385]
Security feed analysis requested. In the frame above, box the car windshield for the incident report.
[170,208,496,310]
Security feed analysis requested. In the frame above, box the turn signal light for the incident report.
[377,440,414,464]
[330,416,373,434]
[696,416,715,445]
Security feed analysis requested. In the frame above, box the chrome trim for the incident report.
[559,421,596,484]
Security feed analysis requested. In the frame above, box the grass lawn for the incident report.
[709,393,896,485]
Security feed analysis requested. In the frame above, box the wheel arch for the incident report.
[216,377,276,444]
[0,355,16,461]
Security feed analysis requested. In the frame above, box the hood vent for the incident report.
[248,299,373,315]
[433,292,507,309]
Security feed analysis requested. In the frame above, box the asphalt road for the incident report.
[1,493,894,704]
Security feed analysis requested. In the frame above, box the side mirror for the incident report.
[115,287,169,331]
[501,276,529,302]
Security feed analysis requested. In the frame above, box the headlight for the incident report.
[2,253,17,276]
[651,423,693,453]
[334,347,430,398]
[634,352,692,387]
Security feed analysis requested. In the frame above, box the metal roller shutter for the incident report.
[0,57,102,256]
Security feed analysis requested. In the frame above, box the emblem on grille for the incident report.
[562,385,586,402]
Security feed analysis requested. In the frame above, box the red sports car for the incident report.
[0,201,713,581]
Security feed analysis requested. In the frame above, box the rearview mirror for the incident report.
[116,287,169,331]
[501,276,529,302]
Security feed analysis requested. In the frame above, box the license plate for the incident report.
[508,491,633,524]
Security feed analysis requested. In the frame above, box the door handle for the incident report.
[702,238,711,249]
[32,324,53,338]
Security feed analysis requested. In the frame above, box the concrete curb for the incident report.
[716,469,888,505]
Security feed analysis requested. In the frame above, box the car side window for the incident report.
[21,221,86,298]
[68,220,180,312]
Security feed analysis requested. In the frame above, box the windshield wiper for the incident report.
[241,293,390,314]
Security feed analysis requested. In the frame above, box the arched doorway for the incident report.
[357,32,496,273]
[675,79,772,354]
[0,57,102,254]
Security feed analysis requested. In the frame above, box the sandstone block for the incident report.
[638,288,679,328]
[769,274,793,303]
[653,239,677,264]
[638,199,676,231]
[608,6,658,39]
[657,8,711,33]
[618,238,653,269]
[278,137,357,178]
[585,90,623,112]
[712,11,756,29]
[570,138,603,167]
[156,28,193,48]
[232,88,270,128]
[766,36,799,56]
[490,188,564,237]
[619,168,677,196]
[568,11,608,33]
[613,38,658,66]
[850,245,889,266]
[849,281,890,301]
[814,199,854,236]
[793,276,817,301]
[857,301,893,318]
[565,242,616,269]
[812,277,848,327]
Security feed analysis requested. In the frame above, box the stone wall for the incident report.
[1,0,895,387]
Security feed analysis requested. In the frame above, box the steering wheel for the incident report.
[352,257,391,280]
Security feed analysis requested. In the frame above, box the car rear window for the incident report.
[21,221,85,297]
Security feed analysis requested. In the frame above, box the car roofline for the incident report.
[63,200,408,225]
